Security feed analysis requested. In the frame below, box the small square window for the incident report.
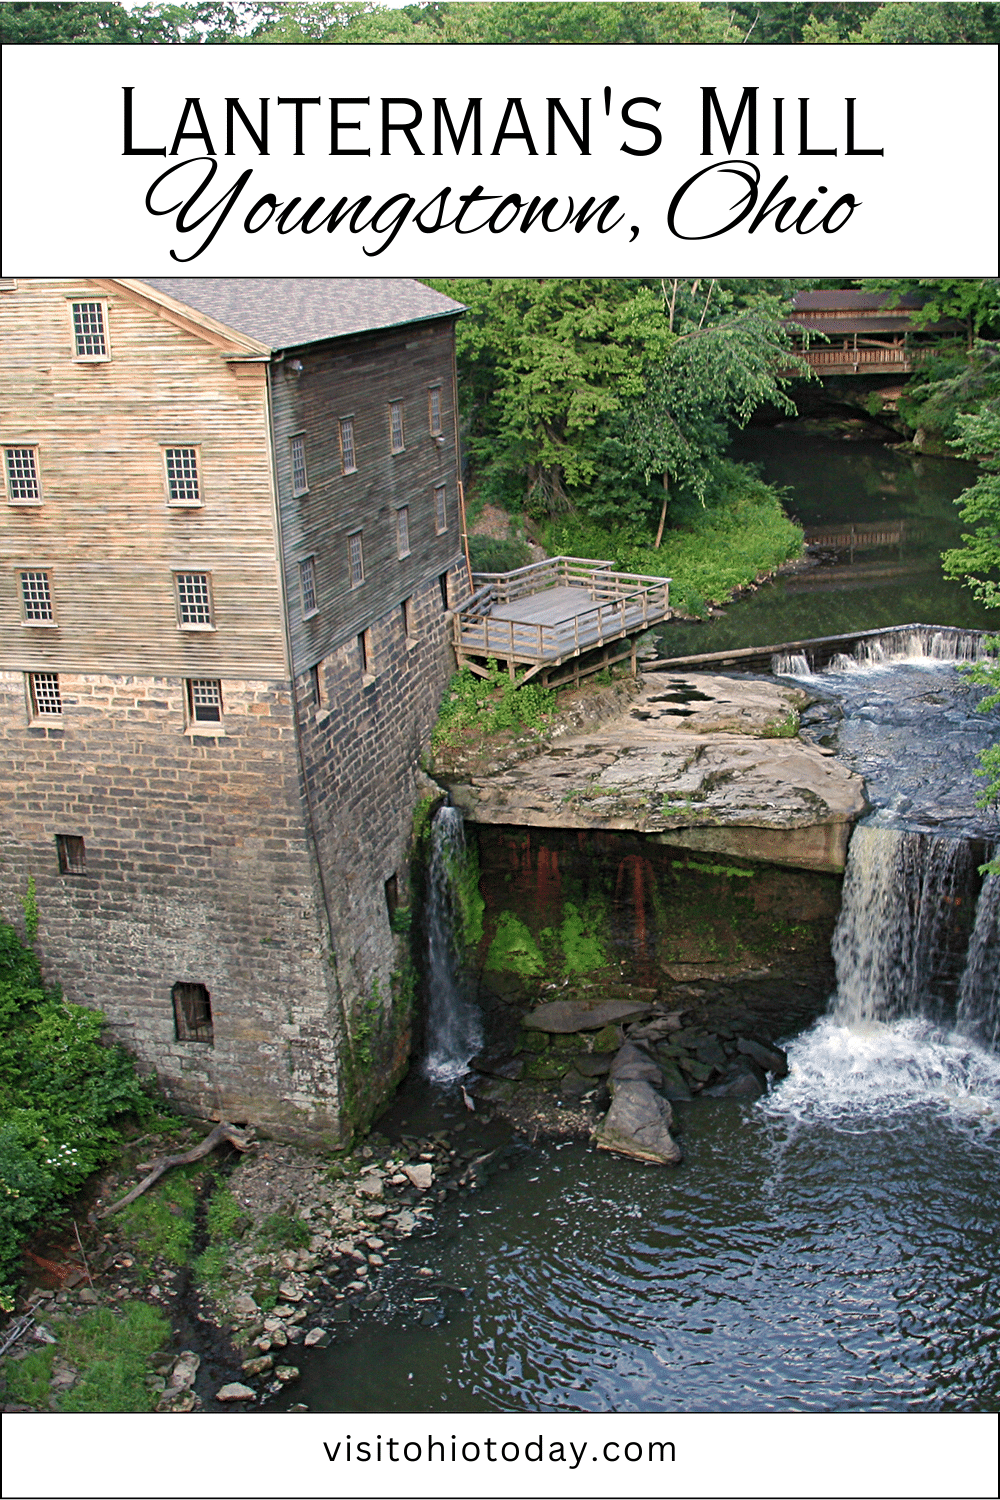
[429,386,443,436]
[175,572,213,628]
[348,532,364,589]
[339,418,356,475]
[396,506,410,558]
[187,678,222,724]
[388,401,405,454]
[71,300,109,360]
[434,484,448,534]
[299,556,318,617]
[56,834,86,875]
[290,434,309,496]
[164,447,201,507]
[29,671,62,717]
[5,447,41,504]
[20,570,54,623]
[172,981,214,1044]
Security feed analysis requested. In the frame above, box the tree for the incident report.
[858,2,1000,43]
[0,1,131,42]
[622,287,809,545]
[866,277,1000,348]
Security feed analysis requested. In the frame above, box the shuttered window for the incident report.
[339,418,356,474]
[396,506,410,558]
[429,386,442,435]
[389,401,405,454]
[434,484,448,534]
[291,435,309,495]
[348,532,364,588]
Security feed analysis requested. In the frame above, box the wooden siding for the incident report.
[269,317,466,677]
[1,280,288,678]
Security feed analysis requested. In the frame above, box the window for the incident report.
[290,434,309,496]
[434,483,448,534]
[358,630,370,676]
[5,447,41,504]
[384,873,399,924]
[164,447,201,507]
[187,678,222,724]
[388,401,405,454]
[439,571,450,610]
[29,672,61,717]
[310,662,323,709]
[299,557,318,617]
[348,532,364,589]
[172,981,214,1044]
[20,570,54,623]
[71,300,108,360]
[339,417,356,474]
[175,572,213,628]
[401,596,415,641]
[56,835,86,875]
[428,386,443,436]
[396,506,410,558]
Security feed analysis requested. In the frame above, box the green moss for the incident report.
[485,911,545,976]
[590,1023,623,1053]
[443,836,485,949]
[671,860,755,879]
[524,1057,569,1080]
[518,1030,549,1054]
[558,901,606,974]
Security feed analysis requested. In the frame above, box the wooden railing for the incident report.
[470,555,615,603]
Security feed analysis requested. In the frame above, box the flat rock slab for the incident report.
[523,998,654,1033]
[594,1080,682,1165]
[446,674,866,873]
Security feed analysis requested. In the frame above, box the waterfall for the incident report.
[424,806,483,1083]
[830,823,998,1046]
[957,853,1000,1049]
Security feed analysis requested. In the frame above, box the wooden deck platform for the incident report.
[453,556,671,686]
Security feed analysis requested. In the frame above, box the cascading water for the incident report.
[957,850,1000,1050]
[423,805,483,1084]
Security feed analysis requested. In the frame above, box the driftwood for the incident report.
[97,1121,254,1219]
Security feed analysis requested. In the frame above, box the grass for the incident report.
[432,659,554,750]
[4,1302,170,1413]
[116,1165,201,1272]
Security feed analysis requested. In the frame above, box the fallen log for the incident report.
[96,1122,254,1219]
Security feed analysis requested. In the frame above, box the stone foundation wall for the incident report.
[293,567,463,1121]
[0,669,344,1140]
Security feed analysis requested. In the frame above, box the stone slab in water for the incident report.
[523,998,654,1033]
[609,1042,664,1086]
[594,1079,682,1165]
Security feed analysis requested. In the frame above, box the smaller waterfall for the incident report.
[424,806,483,1084]
[830,823,980,1028]
[957,853,1000,1049]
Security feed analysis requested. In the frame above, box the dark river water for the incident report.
[657,427,995,658]
[278,424,1000,1418]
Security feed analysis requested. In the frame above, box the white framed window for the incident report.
[339,417,356,475]
[434,483,448,534]
[175,572,214,629]
[348,532,364,589]
[20,570,54,623]
[290,434,309,496]
[396,506,410,558]
[56,835,86,875]
[5,447,41,505]
[187,678,222,724]
[163,447,202,507]
[29,671,62,717]
[299,556,318,617]
[428,385,443,436]
[388,401,405,454]
[70,300,109,361]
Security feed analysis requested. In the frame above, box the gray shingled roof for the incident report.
[139,278,464,351]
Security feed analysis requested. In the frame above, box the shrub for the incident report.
[468,536,534,574]
[432,659,554,748]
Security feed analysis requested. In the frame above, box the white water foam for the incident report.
[424,806,483,1084]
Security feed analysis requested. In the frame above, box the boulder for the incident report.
[574,1052,614,1077]
[737,1036,789,1077]
[593,1080,682,1165]
[656,1059,693,1101]
[609,1042,663,1087]
[402,1163,434,1191]
[522,999,653,1034]
[215,1383,256,1403]
[703,1059,768,1099]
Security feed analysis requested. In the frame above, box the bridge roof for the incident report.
[791,290,927,313]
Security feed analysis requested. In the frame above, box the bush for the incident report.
[0,905,152,1309]
[468,536,534,574]
[432,660,554,749]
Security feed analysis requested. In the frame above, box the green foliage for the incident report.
[117,1169,199,1270]
[762,709,801,739]
[942,412,1000,610]
[433,660,554,748]
[546,459,802,616]
[468,536,534,575]
[19,878,39,945]
[5,1302,169,1412]
[0,911,152,1307]
[258,1212,311,1250]
[956,636,1000,876]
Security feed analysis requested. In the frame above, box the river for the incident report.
[274,424,1000,1417]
